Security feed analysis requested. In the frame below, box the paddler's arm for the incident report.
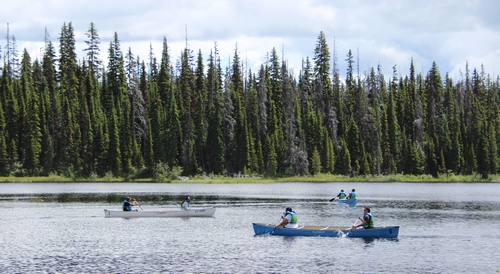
[275,218,289,228]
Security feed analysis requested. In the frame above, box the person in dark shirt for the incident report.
[122,197,139,211]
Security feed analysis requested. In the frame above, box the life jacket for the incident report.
[338,191,346,199]
[285,211,298,224]
[122,200,132,211]
[363,213,374,229]
[349,192,356,199]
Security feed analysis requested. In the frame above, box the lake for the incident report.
[0,182,499,273]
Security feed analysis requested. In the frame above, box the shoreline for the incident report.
[1,173,498,183]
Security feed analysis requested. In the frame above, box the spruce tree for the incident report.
[205,46,225,174]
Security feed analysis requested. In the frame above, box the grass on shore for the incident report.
[0,173,499,183]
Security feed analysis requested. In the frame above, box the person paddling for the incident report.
[330,189,347,201]
[352,207,374,230]
[181,196,191,210]
[337,189,347,199]
[122,197,139,211]
[347,189,356,200]
[275,207,298,228]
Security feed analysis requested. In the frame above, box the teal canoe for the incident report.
[338,199,357,206]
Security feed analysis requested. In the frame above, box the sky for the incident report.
[1,0,499,81]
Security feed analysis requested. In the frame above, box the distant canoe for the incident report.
[104,207,216,218]
[252,223,399,238]
[338,199,357,206]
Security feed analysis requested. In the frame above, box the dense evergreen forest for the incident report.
[0,22,498,180]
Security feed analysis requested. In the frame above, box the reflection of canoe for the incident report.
[252,223,399,238]
[338,199,356,206]
[104,207,216,218]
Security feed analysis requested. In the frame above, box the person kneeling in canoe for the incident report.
[337,189,347,199]
[181,196,191,210]
[122,197,139,211]
[352,207,374,230]
[276,207,298,228]
[347,189,356,200]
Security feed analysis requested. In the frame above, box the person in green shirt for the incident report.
[337,189,347,199]
[352,207,375,229]
[347,189,356,199]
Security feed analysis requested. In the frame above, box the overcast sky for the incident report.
[1,0,499,80]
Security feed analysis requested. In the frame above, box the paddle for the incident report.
[272,214,286,234]
[348,218,360,230]
[329,197,336,202]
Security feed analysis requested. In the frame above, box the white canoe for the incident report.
[104,207,216,218]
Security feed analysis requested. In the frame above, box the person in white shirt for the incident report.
[275,207,298,228]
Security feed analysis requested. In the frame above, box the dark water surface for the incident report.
[0,182,499,273]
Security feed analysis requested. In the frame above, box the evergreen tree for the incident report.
[424,62,445,177]
[194,50,207,173]
[229,46,250,173]
[42,34,60,170]
[0,98,7,175]
[310,148,322,175]
[2,62,19,167]
[84,22,102,78]
[205,46,226,174]
[58,22,81,174]
[178,47,197,174]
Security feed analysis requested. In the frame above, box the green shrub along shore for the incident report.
[1,173,499,183]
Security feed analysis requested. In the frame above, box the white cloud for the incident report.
[1,0,498,80]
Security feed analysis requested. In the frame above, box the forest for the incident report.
[0,22,499,180]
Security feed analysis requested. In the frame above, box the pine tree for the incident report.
[42,34,60,170]
[58,22,81,174]
[205,47,226,174]
[194,50,207,173]
[0,99,7,174]
[424,62,444,177]
[2,61,19,167]
[230,46,250,173]
[84,22,102,78]
[310,148,322,175]
[246,73,263,173]
[106,33,134,174]
[178,47,196,174]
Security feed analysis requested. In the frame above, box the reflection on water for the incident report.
[2,193,499,214]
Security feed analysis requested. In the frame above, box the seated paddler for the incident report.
[122,197,138,211]
[337,189,347,199]
[275,207,298,228]
[352,207,374,230]
[347,189,356,200]
[181,196,191,210]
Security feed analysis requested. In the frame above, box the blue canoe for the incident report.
[252,223,399,238]
[337,199,357,206]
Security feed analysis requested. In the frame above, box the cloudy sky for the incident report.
[1,0,499,80]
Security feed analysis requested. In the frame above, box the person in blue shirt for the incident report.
[181,196,191,210]
[352,207,374,229]
[122,197,139,211]
[347,189,356,200]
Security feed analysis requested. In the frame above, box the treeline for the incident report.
[0,22,498,179]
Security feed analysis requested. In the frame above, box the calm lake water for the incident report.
[0,182,499,273]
